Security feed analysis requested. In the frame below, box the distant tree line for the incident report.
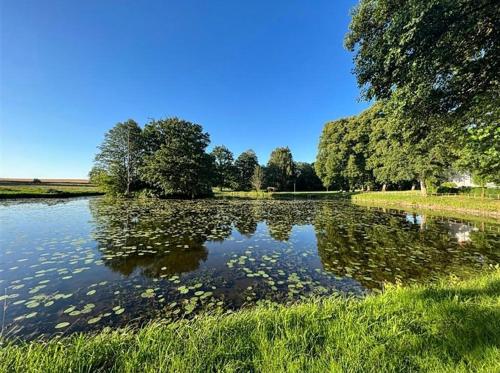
[314,0,499,196]
[90,118,323,197]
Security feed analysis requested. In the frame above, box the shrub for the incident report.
[437,182,459,194]
[440,182,457,188]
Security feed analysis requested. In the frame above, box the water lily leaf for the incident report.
[178,286,189,294]
[55,322,70,329]
[87,316,101,324]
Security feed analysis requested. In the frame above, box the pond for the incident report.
[1,197,498,339]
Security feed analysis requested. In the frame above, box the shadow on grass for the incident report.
[408,278,500,366]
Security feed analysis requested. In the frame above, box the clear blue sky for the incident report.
[1,0,368,179]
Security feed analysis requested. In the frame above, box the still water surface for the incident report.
[1,197,498,339]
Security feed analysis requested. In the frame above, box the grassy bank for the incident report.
[0,184,103,199]
[2,270,499,372]
[353,191,500,217]
[214,190,349,199]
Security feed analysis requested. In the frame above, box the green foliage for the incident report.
[92,120,143,195]
[456,96,500,185]
[316,102,462,195]
[140,118,214,198]
[368,102,458,194]
[295,162,323,191]
[440,182,457,189]
[345,0,499,118]
[88,166,115,194]
[234,150,259,191]
[250,165,264,192]
[345,0,499,195]
[211,145,236,191]
[365,104,414,187]
[315,118,349,190]
[316,107,376,191]
[437,182,459,194]
[315,118,342,190]
[2,271,498,372]
[266,147,295,191]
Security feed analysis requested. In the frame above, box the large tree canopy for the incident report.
[266,147,295,191]
[211,145,235,191]
[92,119,143,195]
[295,162,324,191]
[234,150,259,191]
[368,103,458,194]
[315,107,375,191]
[315,118,351,190]
[250,165,264,192]
[316,101,459,194]
[345,0,499,118]
[456,95,500,185]
[140,118,213,198]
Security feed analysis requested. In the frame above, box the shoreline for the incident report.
[0,192,105,199]
[2,190,498,220]
[353,198,500,219]
[351,191,499,219]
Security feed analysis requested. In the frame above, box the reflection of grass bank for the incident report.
[353,191,500,217]
[2,270,499,372]
[0,184,103,199]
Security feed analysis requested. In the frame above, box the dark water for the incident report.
[1,197,498,339]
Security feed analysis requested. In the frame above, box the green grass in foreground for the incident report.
[0,184,103,198]
[353,191,500,214]
[2,270,499,373]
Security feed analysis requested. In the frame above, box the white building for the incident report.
[450,172,498,188]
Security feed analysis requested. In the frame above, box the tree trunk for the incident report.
[411,183,415,191]
[382,183,387,192]
[481,187,485,198]
[420,179,427,196]
[366,185,371,191]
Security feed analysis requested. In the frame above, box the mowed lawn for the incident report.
[1,270,499,373]
[352,191,500,215]
[0,183,103,198]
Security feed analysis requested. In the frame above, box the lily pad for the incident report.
[55,322,70,329]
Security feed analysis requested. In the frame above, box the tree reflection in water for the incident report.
[88,198,499,289]
[314,203,499,289]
